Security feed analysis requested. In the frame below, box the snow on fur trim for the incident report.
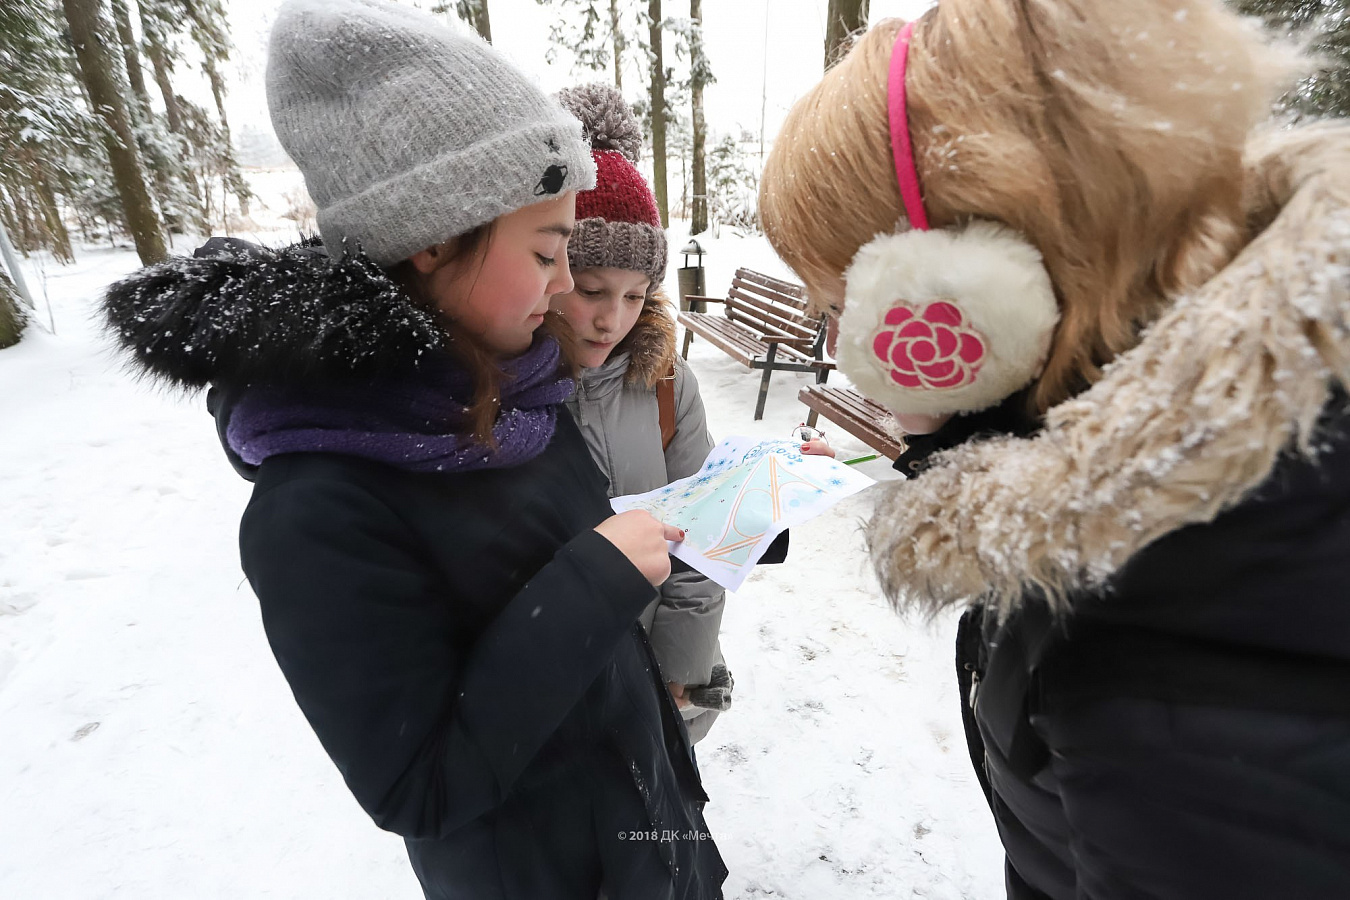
[868,125,1350,620]
[556,83,643,162]
[837,221,1059,416]
[101,239,445,390]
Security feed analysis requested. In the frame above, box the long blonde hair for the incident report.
[760,0,1307,413]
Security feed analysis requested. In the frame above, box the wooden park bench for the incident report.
[798,384,906,461]
[679,268,835,420]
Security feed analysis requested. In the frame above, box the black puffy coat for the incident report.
[875,128,1350,898]
[101,238,726,900]
[951,402,1350,900]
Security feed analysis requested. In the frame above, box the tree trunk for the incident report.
[824,0,869,71]
[139,4,206,228]
[647,0,668,227]
[24,151,75,263]
[201,54,250,217]
[141,10,184,135]
[204,56,230,138]
[110,0,153,114]
[690,0,708,235]
[113,0,191,234]
[473,0,491,42]
[5,177,39,253]
[455,0,491,42]
[62,0,168,264]
[0,267,26,350]
[609,0,624,90]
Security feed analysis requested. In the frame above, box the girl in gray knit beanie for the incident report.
[551,84,733,746]
[99,4,729,898]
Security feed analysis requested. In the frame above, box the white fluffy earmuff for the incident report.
[836,221,1059,417]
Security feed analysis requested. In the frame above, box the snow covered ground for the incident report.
[0,180,1003,898]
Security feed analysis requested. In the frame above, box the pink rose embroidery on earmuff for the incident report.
[871,301,987,390]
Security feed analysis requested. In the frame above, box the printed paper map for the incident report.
[610,437,875,590]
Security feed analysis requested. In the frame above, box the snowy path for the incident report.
[0,239,1002,898]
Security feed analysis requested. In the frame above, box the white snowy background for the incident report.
[1,0,1007,894]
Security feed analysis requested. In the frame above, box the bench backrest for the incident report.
[724,268,822,352]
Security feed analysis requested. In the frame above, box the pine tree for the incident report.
[1228,0,1349,118]
[610,0,625,89]
[0,263,26,350]
[824,0,869,71]
[110,0,152,114]
[426,1,492,41]
[686,0,711,234]
[535,0,711,230]
[108,0,199,236]
[182,0,253,216]
[133,0,252,230]
[0,0,86,262]
[457,0,492,41]
[61,0,168,264]
[705,133,760,233]
[138,0,185,135]
[647,0,668,226]
[534,0,629,86]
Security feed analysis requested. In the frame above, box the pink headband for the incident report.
[887,20,929,232]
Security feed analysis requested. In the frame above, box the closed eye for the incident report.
[536,253,556,267]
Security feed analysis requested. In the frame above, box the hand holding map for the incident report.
[610,437,876,590]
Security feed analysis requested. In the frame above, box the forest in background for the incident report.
[2,0,1346,349]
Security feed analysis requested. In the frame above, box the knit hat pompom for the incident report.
[557,83,643,162]
[558,83,667,290]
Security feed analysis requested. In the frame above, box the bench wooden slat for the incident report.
[730,276,808,310]
[725,290,818,341]
[801,389,904,460]
[798,385,905,460]
[828,387,886,422]
[731,281,812,323]
[682,313,804,361]
[680,267,831,420]
[733,270,809,299]
[681,315,763,364]
[734,269,804,304]
[680,313,827,367]
[725,308,815,351]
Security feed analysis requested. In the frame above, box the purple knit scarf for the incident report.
[226,336,575,473]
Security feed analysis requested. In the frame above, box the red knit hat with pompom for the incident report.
[556,84,667,291]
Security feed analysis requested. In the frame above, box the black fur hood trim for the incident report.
[101,237,446,389]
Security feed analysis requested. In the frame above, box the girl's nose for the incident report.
[594,300,620,334]
[549,254,574,297]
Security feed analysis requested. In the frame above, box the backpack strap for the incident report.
[657,362,677,450]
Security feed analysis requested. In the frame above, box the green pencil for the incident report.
[842,453,880,466]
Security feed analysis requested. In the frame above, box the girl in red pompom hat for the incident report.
[551,84,733,743]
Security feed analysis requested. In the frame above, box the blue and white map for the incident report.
[611,437,875,590]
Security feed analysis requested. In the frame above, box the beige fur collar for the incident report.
[623,287,679,388]
[869,123,1350,620]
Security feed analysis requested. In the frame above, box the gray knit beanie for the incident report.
[556,84,668,291]
[266,0,597,267]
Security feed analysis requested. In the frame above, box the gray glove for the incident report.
[687,664,734,711]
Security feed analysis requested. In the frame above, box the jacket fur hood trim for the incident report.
[622,287,679,388]
[869,123,1350,621]
[101,239,446,390]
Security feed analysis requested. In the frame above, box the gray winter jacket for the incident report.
[565,304,727,743]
